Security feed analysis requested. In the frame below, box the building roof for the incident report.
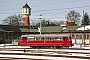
[10,26,21,32]
[62,26,82,32]
[76,25,90,30]
[0,25,90,33]
[0,25,38,32]
[23,3,30,8]
[0,25,21,32]
[41,26,62,32]
[0,27,5,31]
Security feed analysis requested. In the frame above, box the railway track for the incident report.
[0,57,48,60]
[0,51,90,59]
[0,47,90,50]
[0,48,90,59]
[0,49,90,54]
[0,45,90,60]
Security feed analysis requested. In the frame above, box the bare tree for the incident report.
[3,14,23,26]
[66,10,81,25]
[35,19,65,26]
[58,21,65,26]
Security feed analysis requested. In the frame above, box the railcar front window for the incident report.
[63,37,70,41]
[21,37,27,40]
[28,37,35,40]
[28,37,34,40]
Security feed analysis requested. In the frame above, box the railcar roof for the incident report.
[21,34,70,37]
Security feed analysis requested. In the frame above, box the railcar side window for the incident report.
[36,37,42,40]
[46,37,49,40]
[52,37,55,40]
[36,37,38,40]
[55,37,60,40]
[60,37,63,41]
[41,37,44,40]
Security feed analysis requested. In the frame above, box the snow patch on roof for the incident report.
[76,25,90,30]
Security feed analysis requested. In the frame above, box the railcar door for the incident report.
[20,37,27,46]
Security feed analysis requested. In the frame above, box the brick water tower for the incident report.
[22,3,31,26]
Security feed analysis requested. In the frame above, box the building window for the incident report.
[87,34,89,39]
[5,33,12,43]
[70,34,74,39]
[76,34,82,39]
[85,33,89,39]
[0,34,4,43]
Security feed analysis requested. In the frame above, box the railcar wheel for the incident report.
[61,46,63,48]
[53,46,56,49]
[66,46,69,48]
[56,47,59,49]
[31,47,35,49]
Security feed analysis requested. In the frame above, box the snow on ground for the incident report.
[0,55,88,60]
[0,49,89,57]
[0,44,90,60]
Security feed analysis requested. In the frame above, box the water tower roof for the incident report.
[23,3,30,8]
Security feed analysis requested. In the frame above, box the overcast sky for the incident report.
[0,0,90,24]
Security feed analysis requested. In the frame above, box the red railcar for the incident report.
[19,34,72,48]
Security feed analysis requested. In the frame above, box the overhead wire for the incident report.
[32,0,82,7]
[0,0,90,20]
[32,5,90,12]
[0,0,83,11]
[0,5,90,14]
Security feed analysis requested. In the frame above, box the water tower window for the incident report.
[26,8,27,13]
[23,9,24,13]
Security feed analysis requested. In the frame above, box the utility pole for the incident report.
[83,10,85,46]
[65,11,66,19]
[39,15,42,35]
[65,11,67,25]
